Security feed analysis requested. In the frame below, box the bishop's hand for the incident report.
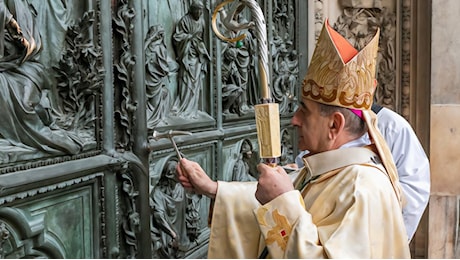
[255,163,294,205]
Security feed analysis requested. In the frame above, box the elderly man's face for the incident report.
[291,99,331,155]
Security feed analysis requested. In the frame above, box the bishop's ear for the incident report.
[328,111,346,139]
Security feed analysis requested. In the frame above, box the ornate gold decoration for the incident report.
[264,209,292,251]
[302,19,380,110]
[256,207,269,227]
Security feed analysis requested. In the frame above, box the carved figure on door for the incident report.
[171,0,210,119]
[279,128,294,166]
[0,0,83,159]
[151,158,202,258]
[221,47,243,115]
[151,159,188,258]
[273,42,298,113]
[219,5,255,114]
[145,24,178,128]
[232,139,257,181]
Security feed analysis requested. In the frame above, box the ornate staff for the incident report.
[212,0,281,165]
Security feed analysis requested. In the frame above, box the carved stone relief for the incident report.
[231,139,258,181]
[279,127,294,166]
[0,168,104,259]
[140,0,302,130]
[113,0,136,151]
[212,0,300,120]
[150,157,203,258]
[272,41,298,113]
[220,27,257,117]
[271,0,299,114]
[0,208,65,258]
[142,0,214,132]
[144,24,179,129]
[119,166,141,258]
[217,2,259,118]
[399,0,411,120]
[221,45,246,115]
[0,0,101,165]
[54,10,102,147]
[170,1,211,120]
[273,0,296,41]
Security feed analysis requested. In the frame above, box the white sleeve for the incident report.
[377,108,431,240]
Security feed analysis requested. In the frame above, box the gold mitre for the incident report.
[301,19,380,110]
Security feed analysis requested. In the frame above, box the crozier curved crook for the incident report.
[211,0,247,43]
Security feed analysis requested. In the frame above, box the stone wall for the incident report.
[429,0,460,258]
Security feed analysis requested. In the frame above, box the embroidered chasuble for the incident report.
[207,147,410,258]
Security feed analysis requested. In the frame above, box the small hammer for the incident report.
[151,130,192,160]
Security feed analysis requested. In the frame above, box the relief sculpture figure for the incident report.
[151,159,188,258]
[221,47,243,115]
[171,0,210,119]
[279,128,294,166]
[273,42,298,113]
[145,24,178,129]
[218,3,258,113]
[151,158,201,258]
[0,0,82,160]
[232,139,257,181]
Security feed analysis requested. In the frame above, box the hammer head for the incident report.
[151,130,192,141]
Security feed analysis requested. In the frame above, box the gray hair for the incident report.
[318,103,367,138]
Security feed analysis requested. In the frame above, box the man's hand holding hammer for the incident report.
[176,158,217,199]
